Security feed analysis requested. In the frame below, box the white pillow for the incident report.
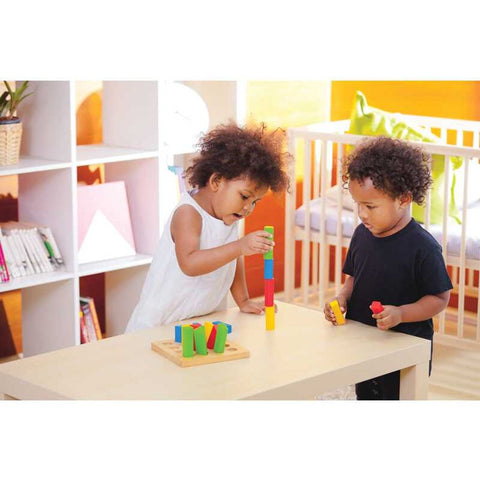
[326,185,355,210]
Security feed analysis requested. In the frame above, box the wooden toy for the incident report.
[182,325,195,357]
[264,225,274,260]
[191,323,201,350]
[370,301,384,314]
[193,325,208,355]
[264,225,275,330]
[329,299,346,325]
[264,278,274,307]
[265,306,275,330]
[212,321,232,333]
[213,323,228,353]
[151,339,249,367]
[157,320,242,366]
[175,325,182,343]
[264,259,274,279]
[207,324,218,349]
[204,321,214,340]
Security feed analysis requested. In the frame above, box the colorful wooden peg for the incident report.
[370,301,384,314]
[265,305,275,330]
[205,321,214,340]
[207,324,218,349]
[213,323,228,353]
[264,225,274,260]
[193,325,208,355]
[264,259,274,279]
[175,324,182,343]
[212,321,232,333]
[329,299,345,325]
[264,278,275,307]
[182,325,194,357]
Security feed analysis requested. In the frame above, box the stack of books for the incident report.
[79,296,102,343]
[0,221,64,282]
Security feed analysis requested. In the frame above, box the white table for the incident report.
[0,302,431,400]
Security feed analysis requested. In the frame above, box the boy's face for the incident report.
[348,177,411,237]
[212,176,269,226]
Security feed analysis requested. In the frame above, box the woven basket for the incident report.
[0,121,22,166]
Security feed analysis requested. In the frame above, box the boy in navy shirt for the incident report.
[324,136,453,400]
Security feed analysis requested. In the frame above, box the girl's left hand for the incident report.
[372,305,402,330]
[238,299,265,315]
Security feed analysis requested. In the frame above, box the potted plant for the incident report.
[0,81,32,166]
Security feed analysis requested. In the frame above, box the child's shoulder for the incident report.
[407,220,443,252]
[172,202,202,224]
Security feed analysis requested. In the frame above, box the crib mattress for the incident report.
[295,198,480,261]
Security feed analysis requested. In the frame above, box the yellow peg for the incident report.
[329,299,345,325]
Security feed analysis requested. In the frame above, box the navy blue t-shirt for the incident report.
[343,218,453,340]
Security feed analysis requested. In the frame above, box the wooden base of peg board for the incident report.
[151,339,250,367]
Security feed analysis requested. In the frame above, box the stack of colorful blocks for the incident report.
[264,225,275,330]
[175,321,232,358]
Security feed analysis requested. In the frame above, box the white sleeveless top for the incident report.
[125,191,239,332]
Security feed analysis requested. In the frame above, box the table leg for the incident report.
[399,362,429,399]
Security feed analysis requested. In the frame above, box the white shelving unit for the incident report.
[0,80,240,357]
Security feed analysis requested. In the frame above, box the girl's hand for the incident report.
[323,296,346,326]
[238,299,265,314]
[238,230,274,256]
[372,305,402,330]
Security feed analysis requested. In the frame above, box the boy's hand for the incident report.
[238,299,265,314]
[324,296,346,326]
[238,230,274,256]
[372,305,402,330]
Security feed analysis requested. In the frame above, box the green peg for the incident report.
[213,323,228,353]
[264,225,274,260]
[182,325,194,358]
[194,325,208,355]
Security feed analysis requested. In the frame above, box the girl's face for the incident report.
[348,177,411,237]
[211,176,269,225]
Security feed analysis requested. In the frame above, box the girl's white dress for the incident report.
[125,191,238,332]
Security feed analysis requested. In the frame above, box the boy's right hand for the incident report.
[323,297,347,326]
[239,230,274,256]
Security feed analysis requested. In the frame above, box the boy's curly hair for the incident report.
[184,122,290,193]
[343,136,432,205]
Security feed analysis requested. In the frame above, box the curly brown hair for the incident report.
[184,122,290,193]
[343,136,432,205]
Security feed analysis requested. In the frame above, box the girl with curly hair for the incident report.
[126,122,289,332]
[324,136,452,400]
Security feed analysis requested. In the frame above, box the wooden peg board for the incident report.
[151,339,250,367]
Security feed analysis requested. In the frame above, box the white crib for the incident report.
[284,117,480,349]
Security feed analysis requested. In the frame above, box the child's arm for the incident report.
[373,291,451,331]
[230,256,264,314]
[324,275,354,325]
[171,205,273,276]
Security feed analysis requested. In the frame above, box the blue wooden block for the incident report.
[175,325,182,343]
[212,321,232,333]
[264,259,274,279]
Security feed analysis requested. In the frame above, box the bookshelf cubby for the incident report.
[0,80,239,357]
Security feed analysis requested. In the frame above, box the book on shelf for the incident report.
[79,296,102,341]
[0,241,9,283]
[79,308,90,344]
[0,221,64,281]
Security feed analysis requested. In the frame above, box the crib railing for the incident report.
[285,116,480,348]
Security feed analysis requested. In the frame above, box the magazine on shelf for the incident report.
[79,296,102,342]
[79,299,97,342]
